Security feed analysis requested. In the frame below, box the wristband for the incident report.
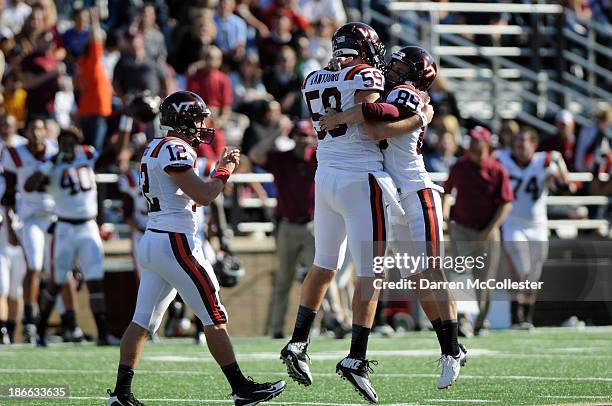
[416,110,428,128]
[212,167,231,184]
[119,115,134,133]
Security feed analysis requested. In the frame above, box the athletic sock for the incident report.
[431,318,444,353]
[221,362,250,393]
[93,312,109,340]
[441,320,460,356]
[24,304,35,325]
[114,364,134,397]
[522,303,534,325]
[63,310,77,331]
[349,324,371,360]
[6,320,16,342]
[291,305,317,343]
[511,301,522,325]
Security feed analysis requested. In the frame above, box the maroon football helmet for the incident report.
[386,46,438,91]
[159,91,215,146]
[332,22,386,72]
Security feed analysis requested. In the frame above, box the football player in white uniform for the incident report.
[0,118,57,343]
[498,128,569,330]
[107,91,285,406]
[320,46,466,389]
[280,23,426,403]
[0,114,27,344]
[25,127,112,346]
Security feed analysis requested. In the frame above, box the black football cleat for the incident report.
[280,341,312,386]
[233,378,286,406]
[107,389,145,406]
[336,357,379,403]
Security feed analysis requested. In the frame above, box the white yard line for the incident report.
[1,368,611,383]
[539,395,612,399]
[67,396,425,405]
[426,400,499,403]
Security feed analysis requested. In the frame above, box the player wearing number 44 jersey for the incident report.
[281,23,427,404]
[25,127,112,347]
[107,91,285,406]
[320,46,466,390]
[498,128,570,330]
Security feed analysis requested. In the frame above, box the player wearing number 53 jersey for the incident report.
[25,127,111,347]
[497,128,570,330]
[107,91,285,406]
[281,24,427,404]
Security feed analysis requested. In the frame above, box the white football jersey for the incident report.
[140,137,199,235]
[118,167,149,231]
[0,140,57,219]
[497,150,559,227]
[47,145,98,220]
[302,64,385,172]
[382,85,442,194]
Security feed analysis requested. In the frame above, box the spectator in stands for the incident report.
[538,110,577,171]
[425,131,458,173]
[299,0,346,27]
[263,46,304,117]
[258,13,294,70]
[2,70,27,127]
[137,3,168,63]
[241,99,283,156]
[76,7,112,151]
[295,35,321,78]
[443,126,514,336]
[113,31,168,98]
[498,119,520,151]
[102,29,121,81]
[575,106,611,173]
[230,52,269,109]
[248,119,317,338]
[15,3,46,56]
[429,74,461,122]
[20,32,64,120]
[263,0,309,33]
[61,8,90,65]
[308,18,335,68]
[169,11,216,77]
[0,0,31,36]
[214,0,248,60]
[236,0,271,50]
[187,45,233,136]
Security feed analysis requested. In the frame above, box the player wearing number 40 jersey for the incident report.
[281,23,427,404]
[107,91,285,406]
[320,46,466,390]
[25,127,112,347]
[497,128,570,330]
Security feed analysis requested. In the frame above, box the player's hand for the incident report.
[218,147,241,174]
[320,108,340,132]
[423,104,434,125]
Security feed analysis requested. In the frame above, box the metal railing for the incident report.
[96,172,610,237]
[365,1,611,134]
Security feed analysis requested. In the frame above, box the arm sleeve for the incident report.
[361,102,415,121]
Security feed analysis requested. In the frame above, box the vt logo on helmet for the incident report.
[160,91,216,146]
[386,46,438,92]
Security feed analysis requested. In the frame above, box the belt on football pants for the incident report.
[58,217,95,225]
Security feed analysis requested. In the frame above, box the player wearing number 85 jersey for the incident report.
[107,91,286,406]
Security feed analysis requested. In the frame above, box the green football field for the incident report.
[1,327,611,405]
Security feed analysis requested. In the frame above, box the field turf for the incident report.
[0,327,611,405]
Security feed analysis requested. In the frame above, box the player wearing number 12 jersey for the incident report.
[281,23,425,404]
[107,91,285,406]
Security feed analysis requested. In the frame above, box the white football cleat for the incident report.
[437,346,466,390]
